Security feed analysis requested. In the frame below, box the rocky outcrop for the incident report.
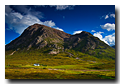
[10,50,16,55]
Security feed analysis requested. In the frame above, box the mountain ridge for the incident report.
[5,23,115,60]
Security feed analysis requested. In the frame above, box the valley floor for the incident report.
[5,51,115,79]
[5,65,115,79]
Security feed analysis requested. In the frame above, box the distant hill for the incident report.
[5,23,115,60]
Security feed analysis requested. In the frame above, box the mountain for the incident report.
[64,31,110,52]
[5,23,70,51]
[5,23,115,60]
[64,31,115,60]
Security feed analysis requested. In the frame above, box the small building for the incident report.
[75,57,79,59]
[34,63,40,66]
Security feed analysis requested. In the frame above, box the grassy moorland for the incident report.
[5,49,115,79]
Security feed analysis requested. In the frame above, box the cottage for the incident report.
[34,63,40,66]
[75,57,79,59]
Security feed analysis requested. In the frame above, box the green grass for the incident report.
[5,49,115,79]
[5,67,115,79]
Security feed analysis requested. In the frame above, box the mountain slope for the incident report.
[64,31,115,60]
[5,23,115,60]
[64,31,110,51]
[5,23,70,51]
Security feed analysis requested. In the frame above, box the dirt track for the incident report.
[48,68,115,71]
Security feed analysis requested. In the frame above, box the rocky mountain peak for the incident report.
[73,31,92,38]
[5,24,70,50]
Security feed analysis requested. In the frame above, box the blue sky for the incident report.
[5,5,115,46]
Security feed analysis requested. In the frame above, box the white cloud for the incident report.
[5,12,43,34]
[12,12,23,19]
[104,33,115,46]
[105,15,109,19]
[43,20,55,27]
[50,5,75,10]
[93,31,109,45]
[93,31,115,46]
[91,30,96,32]
[55,27,64,31]
[5,6,44,34]
[100,23,115,31]
[56,5,69,10]
[6,13,56,34]
[73,30,82,35]
[5,11,57,34]
[20,14,42,25]
[93,31,105,40]
[110,14,115,18]
[101,13,115,19]
[35,5,75,10]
